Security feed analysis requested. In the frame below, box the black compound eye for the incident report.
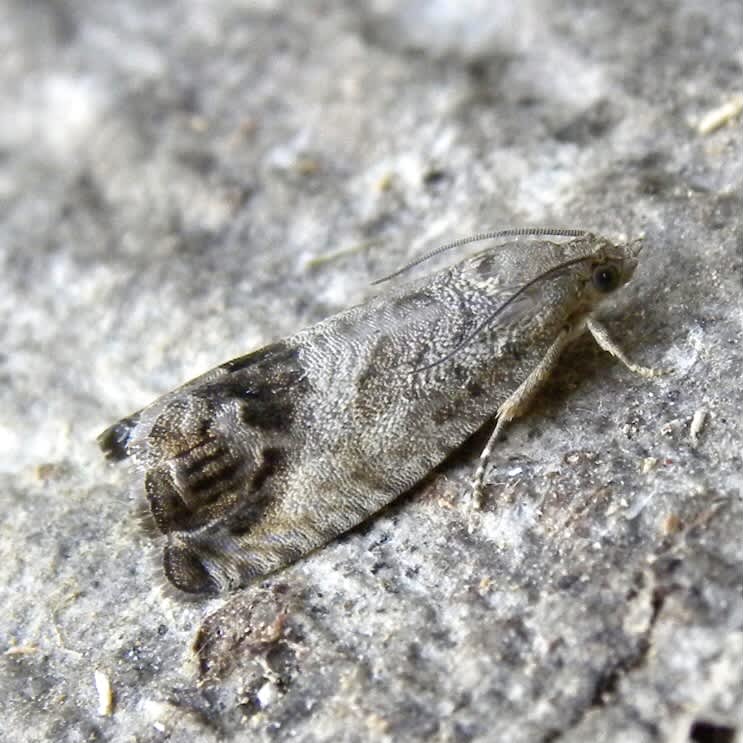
[592,263,621,293]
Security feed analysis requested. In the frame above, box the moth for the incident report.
[99,228,658,593]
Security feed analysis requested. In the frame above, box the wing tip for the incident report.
[97,414,140,461]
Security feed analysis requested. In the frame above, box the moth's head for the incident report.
[585,235,643,298]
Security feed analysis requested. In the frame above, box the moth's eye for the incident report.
[592,263,621,293]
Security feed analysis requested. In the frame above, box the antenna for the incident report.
[372,227,589,285]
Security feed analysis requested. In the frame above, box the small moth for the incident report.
[99,228,658,593]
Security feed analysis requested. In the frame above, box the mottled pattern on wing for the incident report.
[99,342,311,591]
[99,234,635,593]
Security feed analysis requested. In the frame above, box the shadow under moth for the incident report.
[99,228,659,594]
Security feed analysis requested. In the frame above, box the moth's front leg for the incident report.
[470,316,665,516]
[586,317,665,378]
[470,327,577,511]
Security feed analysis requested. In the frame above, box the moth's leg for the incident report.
[470,328,576,510]
[586,318,664,378]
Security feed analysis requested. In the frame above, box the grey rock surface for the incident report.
[1,1,741,742]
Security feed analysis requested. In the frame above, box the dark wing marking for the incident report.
[137,396,243,534]
[139,342,305,537]
[97,412,141,460]
[163,541,221,594]
[97,341,309,593]
[161,448,287,593]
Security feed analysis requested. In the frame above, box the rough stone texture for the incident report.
[1,1,741,742]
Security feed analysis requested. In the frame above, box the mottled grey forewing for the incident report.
[100,237,603,593]
[187,286,554,588]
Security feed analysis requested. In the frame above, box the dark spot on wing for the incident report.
[146,467,192,532]
[251,447,284,491]
[467,381,485,398]
[189,458,242,496]
[203,341,308,432]
[181,442,230,476]
[220,341,299,373]
[163,541,220,594]
[239,396,295,432]
[227,448,285,537]
[145,426,246,533]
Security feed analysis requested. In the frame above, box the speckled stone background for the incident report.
[1,2,741,742]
